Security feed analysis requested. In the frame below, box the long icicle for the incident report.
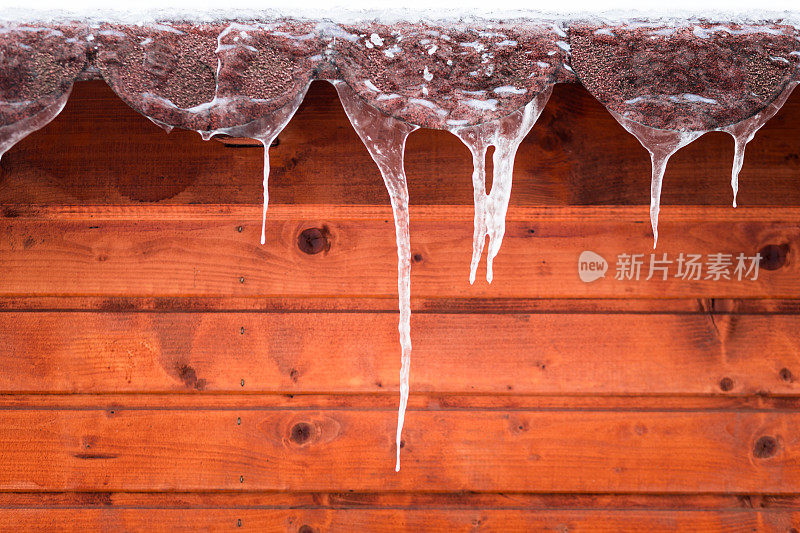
[718,80,798,208]
[0,89,72,161]
[451,87,552,282]
[333,81,419,471]
[608,110,703,248]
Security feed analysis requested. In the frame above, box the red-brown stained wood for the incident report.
[0,508,797,532]
[1,80,800,208]
[0,75,799,528]
[0,491,795,509]
[0,311,798,395]
[0,409,798,493]
[0,206,798,299]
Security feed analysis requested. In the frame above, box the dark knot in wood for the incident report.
[297,227,329,255]
[290,422,312,444]
[758,244,788,271]
[719,377,734,392]
[753,436,778,459]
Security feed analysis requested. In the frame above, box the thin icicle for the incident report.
[718,81,798,208]
[450,87,552,283]
[608,110,703,248]
[193,86,308,244]
[333,80,419,472]
[147,116,174,134]
[0,89,72,161]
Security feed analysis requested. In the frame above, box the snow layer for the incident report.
[0,0,799,24]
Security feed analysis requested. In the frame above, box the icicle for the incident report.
[333,80,419,472]
[147,116,174,134]
[718,81,798,208]
[194,86,308,245]
[608,110,704,248]
[450,87,552,283]
[0,89,72,161]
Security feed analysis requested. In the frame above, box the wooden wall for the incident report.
[0,79,799,531]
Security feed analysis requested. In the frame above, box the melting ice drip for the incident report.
[333,80,419,472]
[0,89,72,161]
[188,24,311,245]
[610,80,798,248]
[450,87,552,283]
[194,87,308,244]
[721,81,798,208]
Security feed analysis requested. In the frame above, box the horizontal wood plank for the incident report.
[2,80,800,208]
[0,311,797,395]
[0,491,795,509]
[0,508,796,532]
[1,393,799,411]
[0,206,797,299]
[0,409,797,493]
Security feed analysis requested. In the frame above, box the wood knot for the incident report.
[290,422,313,445]
[753,436,779,459]
[177,364,206,391]
[719,377,734,392]
[780,368,793,383]
[758,244,789,271]
[412,253,423,263]
[297,227,330,255]
[298,526,316,533]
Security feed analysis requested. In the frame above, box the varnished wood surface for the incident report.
[0,410,797,493]
[0,206,796,299]
[0,311,797,395]
[1,508,797,533]
[1,80,799,208]
[0,79,798,530]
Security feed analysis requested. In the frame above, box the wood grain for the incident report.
[0,311,797,395]
[1,80,799,208]
[0,508,796,532]
[0,206,797,300]
[0,409,797,492]
[1,77,799,528]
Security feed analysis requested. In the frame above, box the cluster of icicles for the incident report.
[1,32,798,474]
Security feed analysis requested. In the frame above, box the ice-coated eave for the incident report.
[2,17,799,132]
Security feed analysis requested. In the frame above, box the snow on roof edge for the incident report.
[1,3,799,26]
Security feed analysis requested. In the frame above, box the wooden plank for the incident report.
[0,491,793,510]
[0,206,797,299]
[0,508,796,532]
[2,80,800,208]
[1,393,799,410]
[0,409,798,493]
[0,311,798,395]
[4,295,800,313]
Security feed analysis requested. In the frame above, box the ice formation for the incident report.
[720,81,799,207]
[0,89,71,160]
[450,87,552,283]
[333,81,419,471]
[191,87,309,244]
[608,111,704,248]
[610,79,798,247]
